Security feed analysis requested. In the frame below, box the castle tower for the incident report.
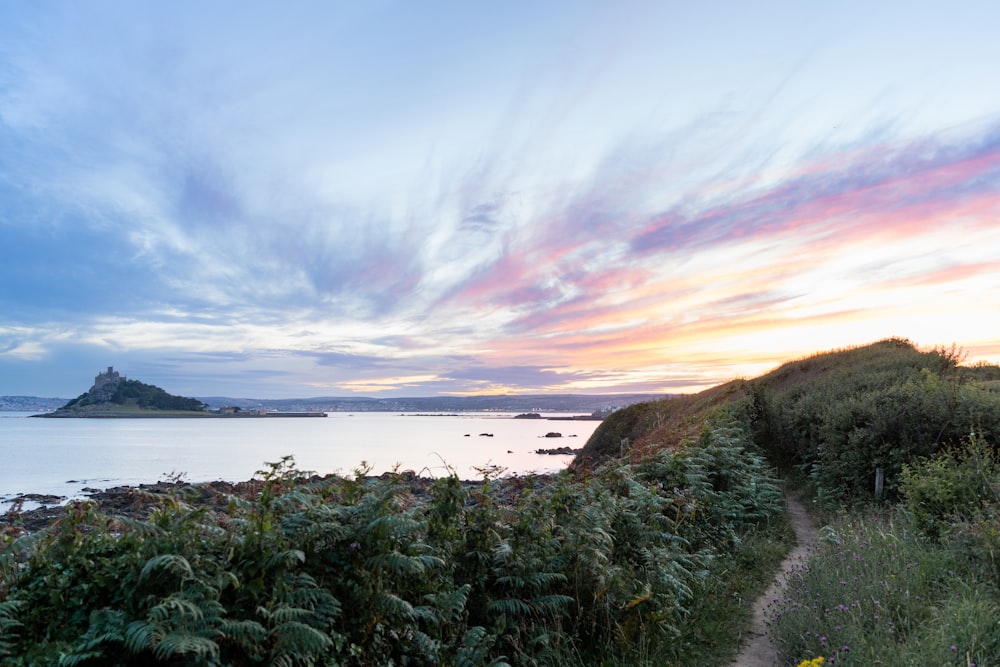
[94,366,123,388]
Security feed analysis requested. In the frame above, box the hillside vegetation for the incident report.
[750,338,1000,502]
[2,338,999,665]
[61,379,207,413]
[573,379,749,466]
[578,337,1000,665]
[1,429,787,665]
[578,337,1000,503]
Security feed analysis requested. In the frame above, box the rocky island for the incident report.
[35,367,325,418]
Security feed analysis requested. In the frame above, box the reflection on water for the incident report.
[0,412,599,509]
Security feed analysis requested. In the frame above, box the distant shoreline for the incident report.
[32,411,328,419]
[403,412,603,421]
[3,392,664,416]
[30,411,599,420]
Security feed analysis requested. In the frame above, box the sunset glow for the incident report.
[1,3,999,398]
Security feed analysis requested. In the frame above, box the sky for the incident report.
[1,1,999,399]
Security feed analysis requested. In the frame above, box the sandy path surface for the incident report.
[728,493,817,667]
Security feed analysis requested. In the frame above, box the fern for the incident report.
[56,609,128,666]
[151,632,220,662]
[423,583,471,623]
[494,571,566,591]
[455,625,510,667]
[147,595,209,624]
[122,617,162,653]
[0,599,21,657]
[486,597,532,617]
[365,550,442,576]
[264,548,306,571]
[261,604,313,625]
[0,445,794,665]
[219,617,268,659]
[267,619,334,664]
[139,553,195,584]
[528,594,574,616]
[375,591,417,621]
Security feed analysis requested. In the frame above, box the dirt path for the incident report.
[728,492,818,667]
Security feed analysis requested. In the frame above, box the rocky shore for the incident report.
[33,410,328,418]
[2,479,266,535]
[1,471,552,536]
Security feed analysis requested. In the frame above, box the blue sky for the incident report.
[2,1,999,398]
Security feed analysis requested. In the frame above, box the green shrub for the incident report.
[752,339,1000,503]
[900,433,999,540]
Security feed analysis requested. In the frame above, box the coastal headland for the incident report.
[34,366,327,418]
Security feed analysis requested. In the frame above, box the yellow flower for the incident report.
[795,658,825,667]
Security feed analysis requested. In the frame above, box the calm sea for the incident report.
[0,412,599,509]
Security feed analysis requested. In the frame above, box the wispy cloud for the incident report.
[414,120,1000,389]
[2,3,999,397]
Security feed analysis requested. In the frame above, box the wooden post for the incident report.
[875,467,884,500]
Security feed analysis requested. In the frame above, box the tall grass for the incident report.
[773,510,1000,666]
[774,431,1000,667]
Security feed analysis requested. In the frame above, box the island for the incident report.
[34,367,326,418]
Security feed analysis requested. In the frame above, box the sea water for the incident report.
[0,411,599,509]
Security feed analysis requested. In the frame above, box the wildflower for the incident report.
[950,645,957,652]
[795,658,825,667]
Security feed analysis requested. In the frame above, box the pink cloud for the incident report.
[631,125,1000,256]
[427,121,1000,393]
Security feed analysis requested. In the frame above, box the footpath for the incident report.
[729,493,818,667]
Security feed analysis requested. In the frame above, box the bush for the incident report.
[752,340,1000,503]
[900,433,999,540]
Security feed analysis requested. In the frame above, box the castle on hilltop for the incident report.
[94,366,125,389]
[89,366,129,401]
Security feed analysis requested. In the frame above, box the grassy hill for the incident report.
[573,378,749,466]
[569,338,1000,663]
[749,338,1000,501]
[576,337,1000,502]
